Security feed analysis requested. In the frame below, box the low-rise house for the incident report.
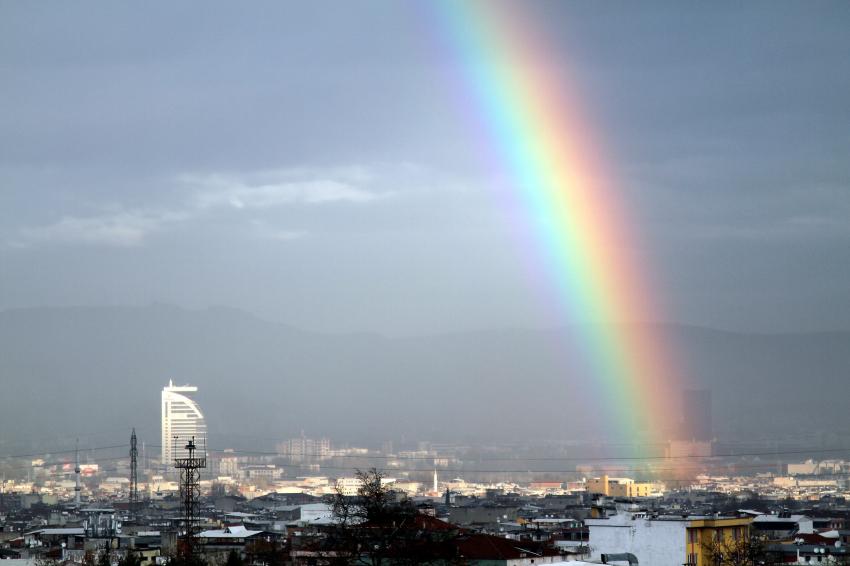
[198,524,279,561]
[23,528,85,550]
[586,510,753,566]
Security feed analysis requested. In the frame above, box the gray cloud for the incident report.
[7,164,421,248]
[1,2,849,334]
[185,169,383,209]
[14,209,187,248]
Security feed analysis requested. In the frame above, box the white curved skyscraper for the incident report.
[161,380,207,467]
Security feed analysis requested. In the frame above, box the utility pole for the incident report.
[129,429,139,517]
[174,436,206,560]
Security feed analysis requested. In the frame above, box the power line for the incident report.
[1,454,131,473]
[6,441,850,469]
[163,445,850,462]
[19,462,850,487]
[0,443,129,460]
[257,463,785,475]
[3,443,850,472]
[204,429,850,446]
[4,461,790,479]
[0,433,850,461]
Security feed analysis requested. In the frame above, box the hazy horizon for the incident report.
[2,303,849,451]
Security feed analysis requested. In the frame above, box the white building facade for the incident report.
[161,380,207,467]
[586,512,686,566]
[586,511,752,566]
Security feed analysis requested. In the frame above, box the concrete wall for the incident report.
[587,515,686,566]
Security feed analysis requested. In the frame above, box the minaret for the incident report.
[433,468,438,493]
[74,439,81,509]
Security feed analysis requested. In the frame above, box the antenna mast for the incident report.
[129,428,139,516]
[74,439,81,509]
[174,436,206,559]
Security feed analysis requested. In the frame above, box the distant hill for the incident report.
[0,304,848,450]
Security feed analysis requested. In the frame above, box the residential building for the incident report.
[218,453,239,478]
[334,476,395,497]
[277,436,331,462]
[586,475,656,498]
[242,465,283,482]
[586,510,752,566]
[682,389,712,441]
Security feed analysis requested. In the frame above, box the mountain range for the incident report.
[1,304,848,452]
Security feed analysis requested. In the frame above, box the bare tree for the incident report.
[245,539,286,566]
[701,531,765,566]
[324,468,458,566]
[33,556,60,566]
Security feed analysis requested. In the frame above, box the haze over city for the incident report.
[1,3,850,566]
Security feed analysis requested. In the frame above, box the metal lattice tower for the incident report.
[74,439,81,509]
[173,436,206,559]
[129,428,139,515]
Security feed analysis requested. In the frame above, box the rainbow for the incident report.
[433,1,682,448]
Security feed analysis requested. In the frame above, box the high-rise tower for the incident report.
[161,380,207,468]
[681,389,712,442]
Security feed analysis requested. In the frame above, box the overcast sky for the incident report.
[1,2,849,335]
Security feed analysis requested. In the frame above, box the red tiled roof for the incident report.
[361,513,460,532]
[795,532,833,544]
[455,534,560,560]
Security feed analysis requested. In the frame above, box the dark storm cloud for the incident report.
[1,1,848,333]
